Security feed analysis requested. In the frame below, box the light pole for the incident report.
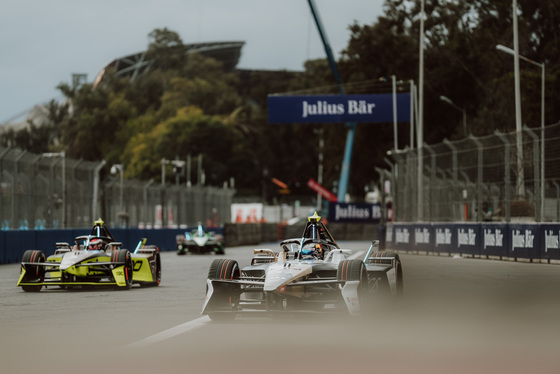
[417,0,425,221]
[440,96,467,137]
[42,151,65,228]
[110,164,124,213]
[496,44,545,220]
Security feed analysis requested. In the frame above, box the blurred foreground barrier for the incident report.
[384,222,560,263]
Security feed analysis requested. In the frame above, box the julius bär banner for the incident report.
[267,94,411,124]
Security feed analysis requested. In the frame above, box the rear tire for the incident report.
[369,251,404,296]
[337,259,368,313]
[114,249,133,290]
[391,253,404,297]
[141,252,162,287]
[21,250,46,292]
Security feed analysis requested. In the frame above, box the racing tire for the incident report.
[140,252,162,287]
[113,249,133,290]
[206,259,240,321]
[215,245,226,255]
[391,253,404,297]
[207,259,240,280]
[21,250,46,292]
[177,244,187,255]
[337,259,368,313]
[371,252,404,297]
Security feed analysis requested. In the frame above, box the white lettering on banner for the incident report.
[385,227,393,243]
[395,228,410,244]
[301,100,376,118]
[435,228,452,246]
[483,229,504,249]
[545,230,559,253]
[414,228,430,245]
[458,228,476,247]
[511,229,534,251]
[347,100,376,115]
[371,205,381,219]
[335,205,371,221]
[302,101,344,118]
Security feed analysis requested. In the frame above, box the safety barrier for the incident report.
[0,227,223,264]
[0,223,382,264]
[384,222,560,263]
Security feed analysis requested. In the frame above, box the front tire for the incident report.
[206,259,240,321]
[21,250,46,292]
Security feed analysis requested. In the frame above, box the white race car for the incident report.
[202,212,403,320]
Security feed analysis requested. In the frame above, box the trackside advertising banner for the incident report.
[268,94,411,124]
[385,223,559,261]
[328,202,381,223]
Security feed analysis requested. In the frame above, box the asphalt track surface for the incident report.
[2,241,560,374]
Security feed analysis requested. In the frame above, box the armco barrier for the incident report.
[385,222,560,263]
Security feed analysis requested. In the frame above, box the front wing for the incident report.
[17,259,130,288]
[202,277,362,316]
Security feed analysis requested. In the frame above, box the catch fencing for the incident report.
[379,122,560,223]
[0,146,235,230]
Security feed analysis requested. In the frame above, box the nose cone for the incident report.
[263,262,311,292]
[59,250,96,270]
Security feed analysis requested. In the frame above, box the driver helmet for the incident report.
[89,238,103,251]
[301,243,322,259]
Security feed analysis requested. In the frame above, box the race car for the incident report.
[201,212,403,320]
[17,219,161,292]
[176,223,225,255]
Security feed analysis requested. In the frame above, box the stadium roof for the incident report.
[2,41,245,129]
[93,41,245,87]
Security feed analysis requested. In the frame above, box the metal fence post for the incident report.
[524,126,541,222]
[495,131,511,222]
[468,135,483,222]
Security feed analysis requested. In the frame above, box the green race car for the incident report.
[17,219,161,292]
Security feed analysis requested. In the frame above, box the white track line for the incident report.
[127,315,211,348]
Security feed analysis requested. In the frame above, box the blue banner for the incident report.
[268,94,411,124]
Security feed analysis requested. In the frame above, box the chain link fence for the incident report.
[379,122,560,223]
[0,146,235,229]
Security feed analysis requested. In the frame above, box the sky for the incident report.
[0,0,385,123]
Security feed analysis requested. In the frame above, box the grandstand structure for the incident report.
[93,41,245,86]
[2,41,246,132]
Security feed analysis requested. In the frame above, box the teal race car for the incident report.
[17,219,161,292]
[176,223,225,255]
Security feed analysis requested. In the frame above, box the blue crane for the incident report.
[307,0,355,202]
